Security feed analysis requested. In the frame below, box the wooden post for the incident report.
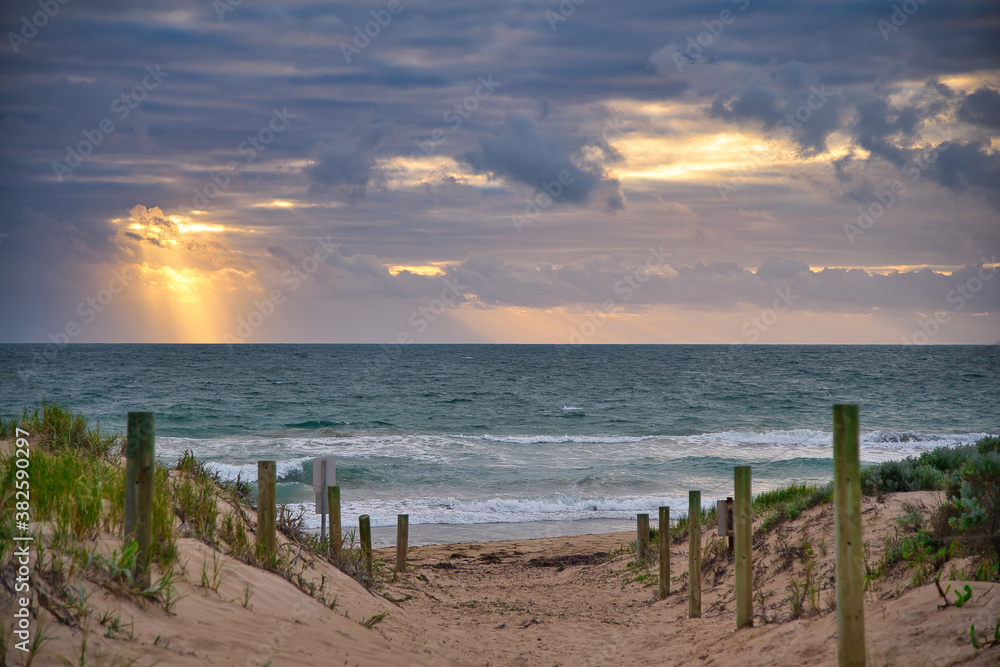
[637,513,650,565]
[256,461,277,563]
[689,491,702,618]
[123,413,147,541]
[328,485,341,559]
[734,466,753,629]
[834,404,866,667]
[127,412,155,587]
[658,506,670,599]
[396,514,409,573]
[360,514,373,577]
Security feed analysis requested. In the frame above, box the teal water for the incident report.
[2,344,996,545]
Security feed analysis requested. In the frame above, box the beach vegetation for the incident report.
[754,482,833,538]
[198,552,228,592]
[969,617,1000,650]
[1,402,388,664]
[0,404,182,642]
[862,434,1000,581]
[673,504,717,543]
[241,582,254,609]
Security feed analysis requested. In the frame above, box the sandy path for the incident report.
[6,491,999,666]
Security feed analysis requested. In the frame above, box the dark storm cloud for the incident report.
[304,115,394,201]
[958,87,1000,130]
[832,81,1000,199]
[460,112,625,208]
[1,0,998,342]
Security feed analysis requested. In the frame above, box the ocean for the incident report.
[1,344,997,546]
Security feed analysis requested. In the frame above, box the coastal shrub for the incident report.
[861,435,1000,580]
[862,459,914,494]
[977,436,1000,455]
[950,450,1000,564]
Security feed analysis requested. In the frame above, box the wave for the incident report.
[284,493,702,529]
[692,429,987,453]
[156,428,992,486]
[476,434,658,444]
[205,456,312,483]
[283,420,349,429]
[862,430,988,445]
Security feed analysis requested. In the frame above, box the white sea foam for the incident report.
[476,434,658,445]
[286,493,702,529]
[204,457,312,483]
[157,429,991,484]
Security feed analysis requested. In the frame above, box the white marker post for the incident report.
[313,457,336,540]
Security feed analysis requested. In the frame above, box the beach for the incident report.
[2,345,998,664]
[9,488,999,666]
[3,344,996,545]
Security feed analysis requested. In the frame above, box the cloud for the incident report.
[957,87,1000,130]
[259,246,1000,315]
[709,64,844,153]
[459,112,625,210]
[0,0,997,342]
[304,114,394,202]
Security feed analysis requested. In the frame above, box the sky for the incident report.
[1,0,999,344]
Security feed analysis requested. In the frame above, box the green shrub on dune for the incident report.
[861,435,1000,580]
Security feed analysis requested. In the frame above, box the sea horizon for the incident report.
[3,343,997,546]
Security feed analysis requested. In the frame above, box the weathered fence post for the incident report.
[360,514,373,577]
[127,412,155,587]
[396,514,409,573]
[658,506,670,599]
[734,466,753,629]
[328,485,341,559]
[689,490,702,618]
[256,461,277,562]
[834,404,866,667]
[637,513,650,565]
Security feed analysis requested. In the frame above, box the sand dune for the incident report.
[5,491,999,666]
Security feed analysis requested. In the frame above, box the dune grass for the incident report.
[1,402,384,631]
